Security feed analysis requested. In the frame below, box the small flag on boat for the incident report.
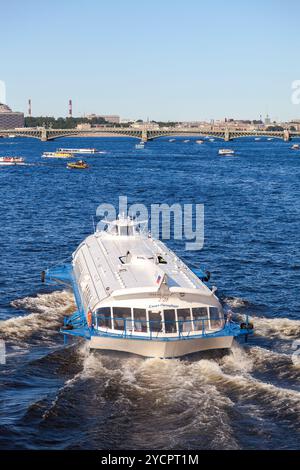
[156,274,162,284]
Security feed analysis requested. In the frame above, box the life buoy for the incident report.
[87,310,93,328]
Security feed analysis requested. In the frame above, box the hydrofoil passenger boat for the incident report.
[57,148,99,154]
[43,216,253,358]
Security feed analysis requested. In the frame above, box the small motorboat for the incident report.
[291,144,300,150]
[196,140,204,144]
[183,139,190,143]
[267,138,273,141]
[0,156,25,166]
[67,160,89,169]
[218,149,235,156]
[255,138,261,141]
[209,138,215,142]
[135,141,145,149]
[168,139,175,142]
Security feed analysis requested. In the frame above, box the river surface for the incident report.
[0,136,299,450]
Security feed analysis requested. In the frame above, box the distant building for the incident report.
[86,114,120,124]
[265,114,271,126]
[120,118,135,124]
[130,121,159,130]
[76,123,92,130]
[0,103,24,129]
[289,120,300,131]
[130,122,145,129]
[101,115,120,124]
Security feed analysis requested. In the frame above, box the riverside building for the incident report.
[0,103,24,129]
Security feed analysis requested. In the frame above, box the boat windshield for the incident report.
[112,307,132,331]
[94,305,224,334]
[133,308,147,332]
[96,307,112,329]
[148,310,163,332]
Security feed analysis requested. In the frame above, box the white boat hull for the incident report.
[89,334,234,358]
[0,162,25,166]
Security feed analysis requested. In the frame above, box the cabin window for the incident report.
[192,307,208,331]
[177,308,192,332]
[164,309,176,333]
[148,311,163,333]
[96,307,112,329]
[133,308,147,333]
[112,307,132,331]
[209,307,222,329]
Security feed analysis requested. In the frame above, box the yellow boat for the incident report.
[42,152,73,158]
[67,160,89,169]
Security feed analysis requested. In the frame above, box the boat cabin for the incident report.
[93,304,224,338]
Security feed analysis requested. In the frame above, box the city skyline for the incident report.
[1,0,300,121]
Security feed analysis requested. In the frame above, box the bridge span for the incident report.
[0,127,299,142]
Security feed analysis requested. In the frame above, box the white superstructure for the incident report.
[57,148,99,154]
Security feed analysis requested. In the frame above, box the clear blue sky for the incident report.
[1,0,300,121]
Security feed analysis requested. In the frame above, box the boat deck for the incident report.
[73,231,211,306]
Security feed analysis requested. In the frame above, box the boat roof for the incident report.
[72,217,213,306]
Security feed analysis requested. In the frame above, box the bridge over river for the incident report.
[0,127,299,142]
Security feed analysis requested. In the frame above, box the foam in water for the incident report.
[7,305,298,449]
[250,315,300,340]
[194,354,300,417]
[74,352,239,449]
[46,343,300,448]
[3,289,300,448]
[0,290,75,342]
[220,342,254,374]
[223,296,249,308]
[224,296,300,340]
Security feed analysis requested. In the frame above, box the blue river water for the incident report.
[0,135,299,450]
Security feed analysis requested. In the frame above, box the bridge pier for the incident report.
[142,129,148,142]
[224,129,231,142]
[41,128,48,142]
[283,129,290,142]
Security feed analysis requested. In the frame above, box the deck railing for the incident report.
[93,315,229,339]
